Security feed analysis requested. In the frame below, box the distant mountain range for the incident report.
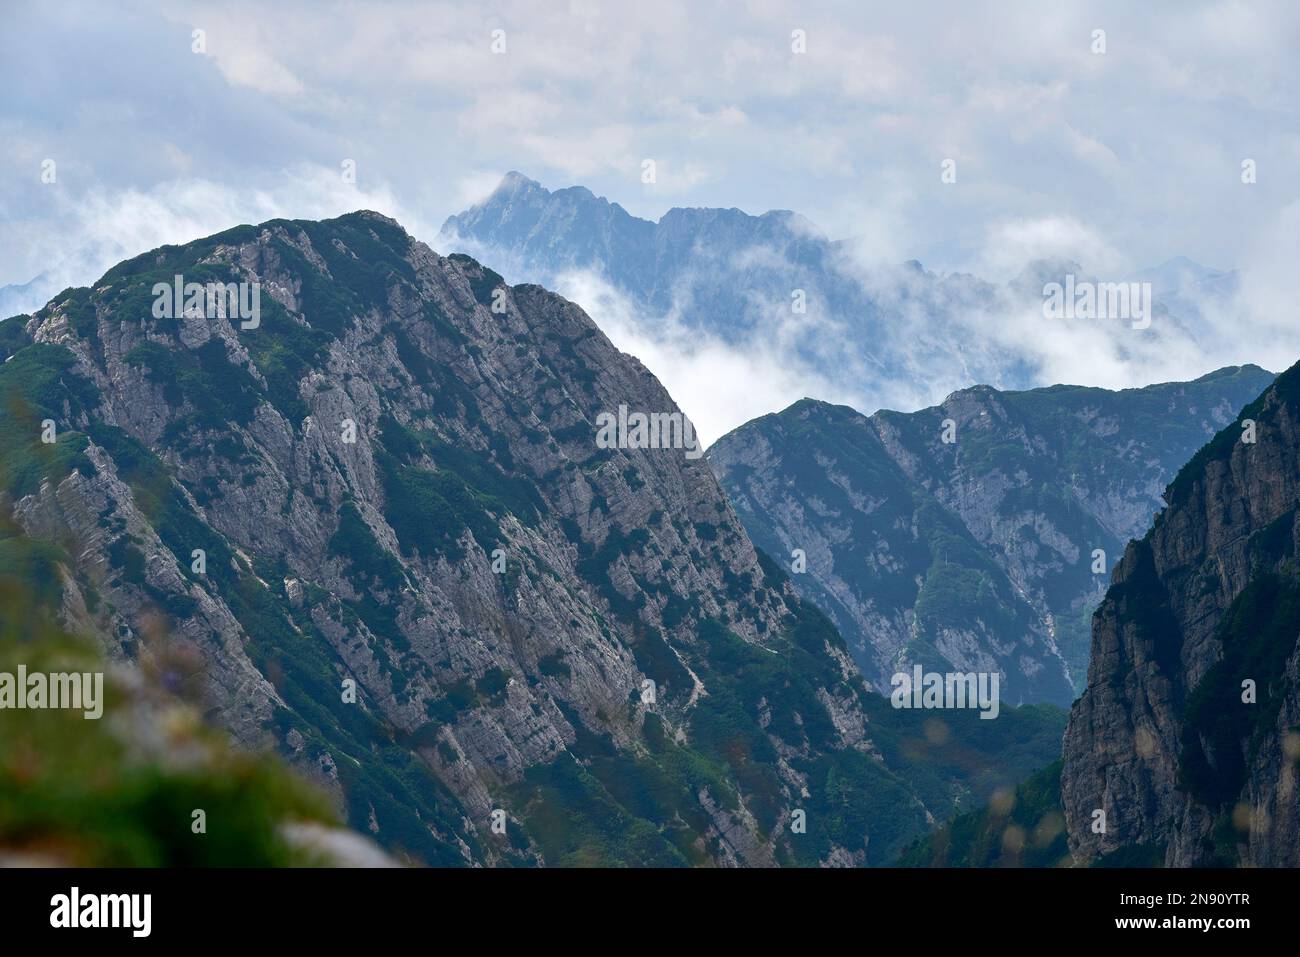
[708,366,1275,707]
[0,273,56,319]
[439,173,1243,432]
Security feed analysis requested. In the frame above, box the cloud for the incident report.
[8,0,1297,276]
[978,216,1125,281]
[1212,199,1300,363]
[548,194,1300,442]
[451,171,512,212]
[201,36,305,96]
[4,0,1299,434]
[551,270,859,447]
[2,165,433,313]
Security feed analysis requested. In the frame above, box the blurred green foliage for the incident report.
[0,550,338,866]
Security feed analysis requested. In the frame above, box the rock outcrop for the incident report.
[1062,363,1300,865]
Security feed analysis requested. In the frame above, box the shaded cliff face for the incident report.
[1062,363,1300,866]
[708,367,1273,708]
[0,212,1062,865]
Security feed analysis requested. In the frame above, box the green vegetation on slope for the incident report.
[0,523,337,866]
[898,761,1070,867]
[0,327,485,865]
[1179,566,1300,808]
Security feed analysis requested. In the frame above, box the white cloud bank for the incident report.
[3,166,435,314]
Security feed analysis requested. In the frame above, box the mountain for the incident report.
[440,171,847,327]
[439,173,1020,409]
[438,174,1241,430]
[0,212,1062,865]
[0,273,55,319]
[707,367,1275,707]
[1061,359,1300,866]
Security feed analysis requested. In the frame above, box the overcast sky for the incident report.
[4,0,1298,293]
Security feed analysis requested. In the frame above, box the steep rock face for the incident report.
[0,213,1062,865]
[1062,364,1300,865]
[708,368,1273,707]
